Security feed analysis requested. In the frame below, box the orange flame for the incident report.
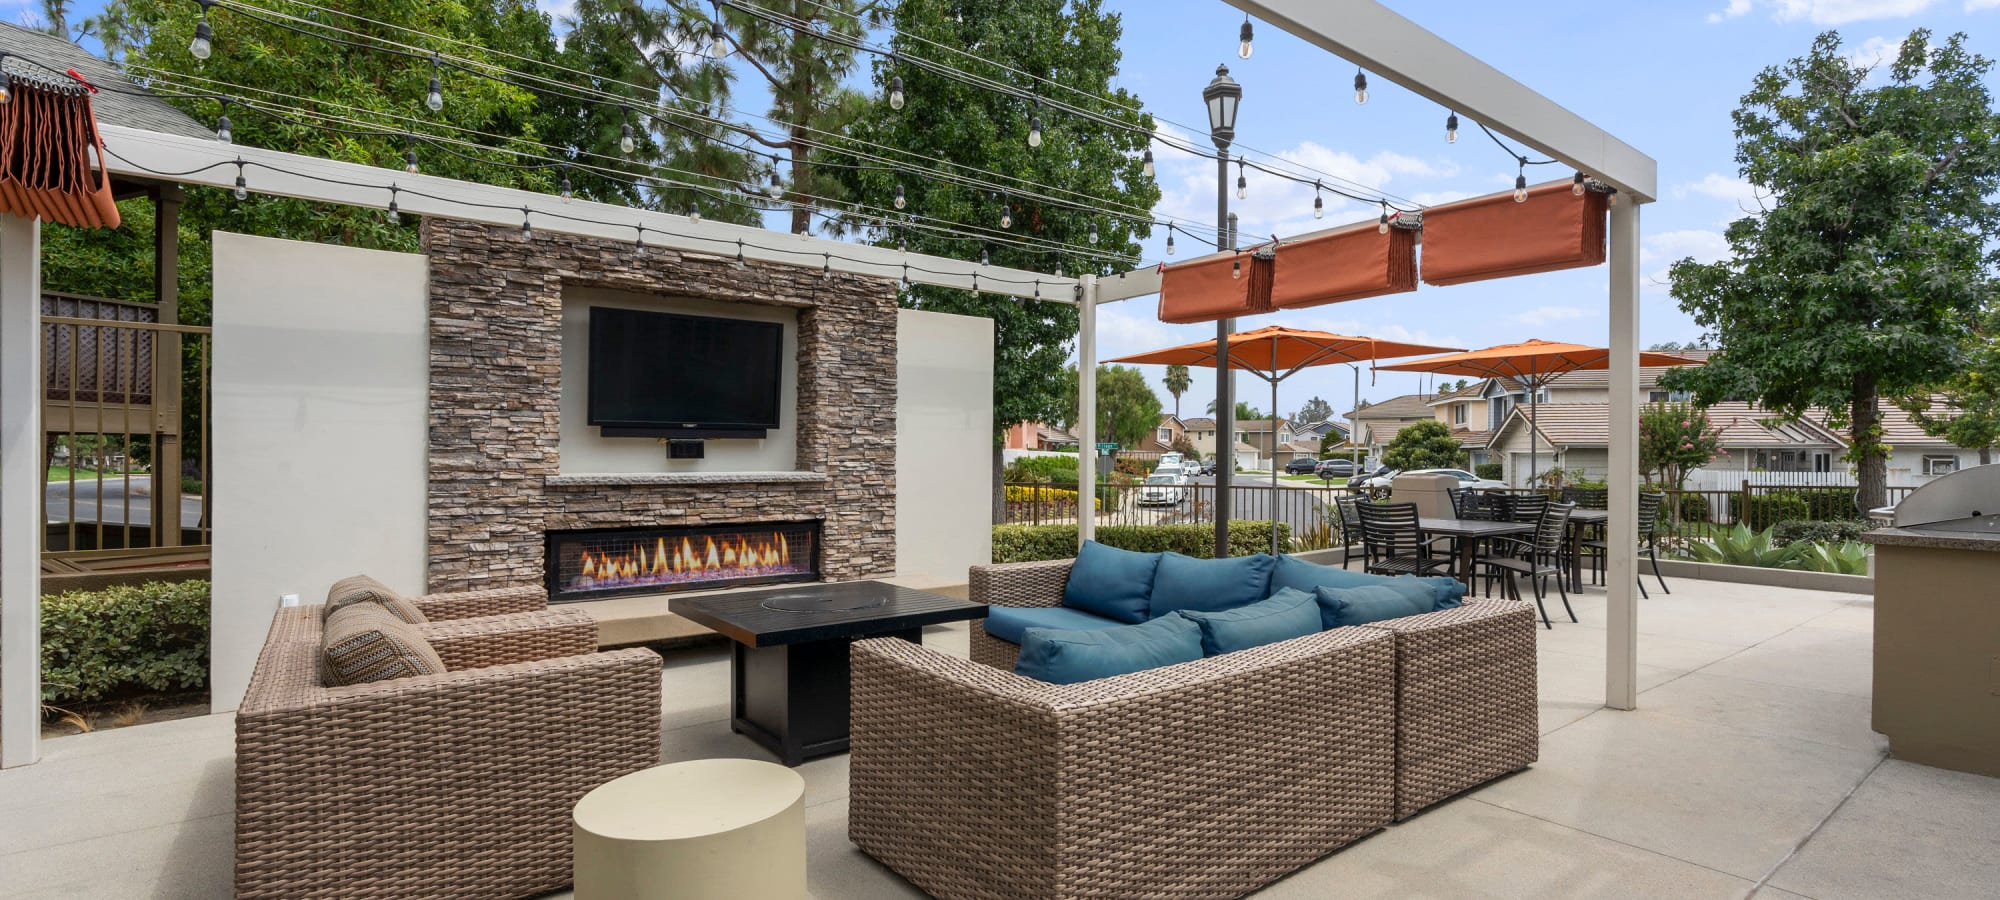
[571,529,798,589]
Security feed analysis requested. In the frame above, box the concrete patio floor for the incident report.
[5,578,1998,899]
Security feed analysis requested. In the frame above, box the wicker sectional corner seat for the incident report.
[846,556,1539,900]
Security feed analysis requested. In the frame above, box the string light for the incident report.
[766,160,784,198]
[822,253,832,280]
[619,106,636,155]
[1572,170,1587,196]
[1377,200,1390,234]
[560,172,572,202]
[1000,201,1012,230]
[1237,14,1254,59]
[709,8,727,59]
[1231,256,1242,280]
[1141,145,1154,178]
[425,56,443,112]
[215,98,232,144]
[403,144,419,175]
[688,204,701,223]
[1088,220,1099,245]
[634,225,645,253]
[1027,98,1043,149]
[1514,160,1529,203]
[1165,224,1176,256]
[980,246,990,266]
[1445,111,1458,144]
[386,185,399,223]
[0,54,10,105]
[520,206,532,238]
[231,159,247,201]
[1236,160,1246,200]
[893,182,905,210]
[189,0,214,60]
[1313,182,1324,220]
[733,238,746,269]
[1353,69,1368,105]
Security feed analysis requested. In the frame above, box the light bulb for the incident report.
[215,114,232,144]
[893,182,905,210]
[1353,70,1368,105]
[1088,222,1099,245]
[1238,17,1253,59]
[426,77,443,113]
[767,171,783,198]
[1028,115,1042,148]
[1446,112,1458,144]
[980,247,990,266]
[1000,204,1012,229]
[189,19,212,60]
[1232,258,1242,280]
[521,210,532,239]
[0,82,10,105]
[1313,194,1323,219]
[1236,173,1246,200]
[635,231,646,253]
[619,123,635,155]
[232,173,247,201]
[404,149,419,175]
[560,177,573,202]
[1514,173,1529,203]
[1607,192,1619,207]
[888,75,904,110]
[1166,230,1176,255]
[688,206,701,224]
[1572,172,1587,196]
[733,242,747,269]
[823,256,832,280]
[1378,207,1390,234]
[1141,147,1154,178]
[710,20,726,58]
[387,199,399,224]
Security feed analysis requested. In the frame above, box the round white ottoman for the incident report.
[572,758,806,900]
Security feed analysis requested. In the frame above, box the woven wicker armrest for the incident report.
[418,608,599,671]
[850,629,1396,899]
[968,558,1073,610]
[411,584,548,621]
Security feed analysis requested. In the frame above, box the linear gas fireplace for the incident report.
[546,520,821,603]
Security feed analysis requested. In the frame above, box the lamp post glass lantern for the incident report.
[1203,65,1242,555]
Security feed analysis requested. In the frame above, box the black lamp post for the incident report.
[1203,64,1242,556]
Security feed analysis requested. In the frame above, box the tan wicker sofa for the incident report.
[235,585,663,900]
[849,558,1538,900]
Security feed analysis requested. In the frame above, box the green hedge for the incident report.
[1004,454,1080,484]
[1474,462,1503,481]
[1772,518,1878,545]
[41,580,210,706]
[1677,493,1712,523]
[993,521,1290,563]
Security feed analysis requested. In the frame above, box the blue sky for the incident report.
[33,0,2000,421]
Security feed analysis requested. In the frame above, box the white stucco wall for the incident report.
[895,308,993,582]
[558,286,799,474]
[210,233,430,711]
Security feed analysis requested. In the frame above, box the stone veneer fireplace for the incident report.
[421,218,897,595]
[546,520,821,602]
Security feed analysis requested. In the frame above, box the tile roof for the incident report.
[1235,418,1294,433]
[1449,427,1494,449]
[1493,400,1845,449]
[1346,394,1436,420]
[0,24,215,141]
[1182,417,1216,430]
[1542,349,1717,391]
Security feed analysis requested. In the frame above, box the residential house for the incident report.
[1424,382,1507,469]
[1345,394,1438,461]
[1486,400,1847,486]
[1236,418,1321,468]
[1137,414,1189,455]
[1181,416,1263,464]
[1294,418,1351,445]
[1001,420,1076,451]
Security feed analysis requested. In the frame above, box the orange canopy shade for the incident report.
[1270,222,1417,311]
[0,74,121,229]
[1418,181,1605,287]
[1156,249,1275,324]
[1106,325,1461,374]
[1375,339,1700,381]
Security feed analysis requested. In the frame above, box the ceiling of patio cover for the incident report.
[1269,223,1417,311]
[0,73,122,229]
[1157,248,1274,324]
[1418,181,1604,286]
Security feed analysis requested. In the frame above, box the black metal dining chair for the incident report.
[1581,491,1672,597]
[1357,501,1453,578]
[1337,497,1365,569]
[1480,500,1576,628]
[1561,486,1609,510]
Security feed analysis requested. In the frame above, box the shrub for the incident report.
[1677,493,1712,523]
[992,521,1289,563]
[1003,485,1100,511]
[1113,456,1158,477]
[1474,462,1503,481]
[1783,541,1871,576]
[1004,455,1080,484]
[1742,491,1812,531]
[41,580,210,706]
[1772,518,1877,545]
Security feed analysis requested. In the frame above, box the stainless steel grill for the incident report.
[1882,464,2000,532]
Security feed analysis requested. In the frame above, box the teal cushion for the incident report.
[1313,584,1435,629]
[1148,552,1277,617]
[1272,555,1464,609]
[1176,588,1322,656]
[1061,541,1162,624]
[982,605,1124,645]
[1014,615,1204,684]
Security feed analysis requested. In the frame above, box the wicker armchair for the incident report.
[850,628,1398,900]
[235,598,663,900]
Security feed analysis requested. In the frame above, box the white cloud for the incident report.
[1149,127,1454,247]
[1708,0,1935,24]
[1708,0,1755,22]
[1641,229,1732,294]
[1674,173,1766,222]
[1515,306,1593,326]
[1970,0,2000,11]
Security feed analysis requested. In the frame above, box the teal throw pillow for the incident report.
[1176,587,1323,656]
[1014,614,1204,685]
[1149,552,1277,616]
[1313,583,1436,629]
[1061,540,1162,624]
[1272,555,1463,608]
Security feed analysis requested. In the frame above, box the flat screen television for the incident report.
[587,307,784,438]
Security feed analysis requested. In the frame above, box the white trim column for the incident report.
[1076,275,1097,546]
[1606,200,1641,711]
[1,213,42,767]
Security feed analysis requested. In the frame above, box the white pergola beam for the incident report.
[98,125,1077,303]
[1,213,42,768]
[1230,0,1658,202]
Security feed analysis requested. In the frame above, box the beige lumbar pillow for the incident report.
[322,603,448,686]
[324,574,427,624]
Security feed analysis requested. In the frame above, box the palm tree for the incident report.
[1163,365,1191,418]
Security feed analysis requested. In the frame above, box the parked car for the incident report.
[1314,459,1360,480]
[1283,457,1323,475]
[1348,465,1394,489]
[1198,458,1217,476]
[1361,468,1507,490]
[1136,472,1191,506]
[1157,452,1184,470]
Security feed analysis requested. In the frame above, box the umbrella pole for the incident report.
[1529,377,1540,489]
[1271,350,1281,555]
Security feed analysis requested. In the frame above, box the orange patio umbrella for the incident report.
[1377,340,1702,485]
[1108,325,1463,553]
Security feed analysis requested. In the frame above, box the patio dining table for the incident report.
[1566,508,1609,590]
[1417,517,1535,588]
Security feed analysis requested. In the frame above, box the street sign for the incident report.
[1096,443,1119,452]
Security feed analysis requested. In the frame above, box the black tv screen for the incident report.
[587,307,784,434]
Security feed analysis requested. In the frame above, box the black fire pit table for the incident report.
[670,581,986,766]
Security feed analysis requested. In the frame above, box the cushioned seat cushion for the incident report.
[1014,614,1204,685]
[1062,541,1163,624]
[1313,584,1435,629]
[321,603,447,686]
[1271,555,1464,608]
[982,605,1124,645]
[324,574,427,624]
[1176,587,1322,656]
[1148,552,1277,616]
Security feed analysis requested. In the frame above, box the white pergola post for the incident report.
[1606,200,1642,710]
[1,212,42,768]
[1077,275,1098,546]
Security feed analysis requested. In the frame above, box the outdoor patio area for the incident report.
[4,577,1994,900]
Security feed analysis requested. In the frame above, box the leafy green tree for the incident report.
[1661,30,2000,511]
[1639,402,1722,489]
[1292,396,1333,427]
[1163,364,1191,418]
[1205,399,1262,420]
[823,0,1157,518]
[1380,420,1462,471]
[1900,308,2000,464]
[1062,364,1164,451]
